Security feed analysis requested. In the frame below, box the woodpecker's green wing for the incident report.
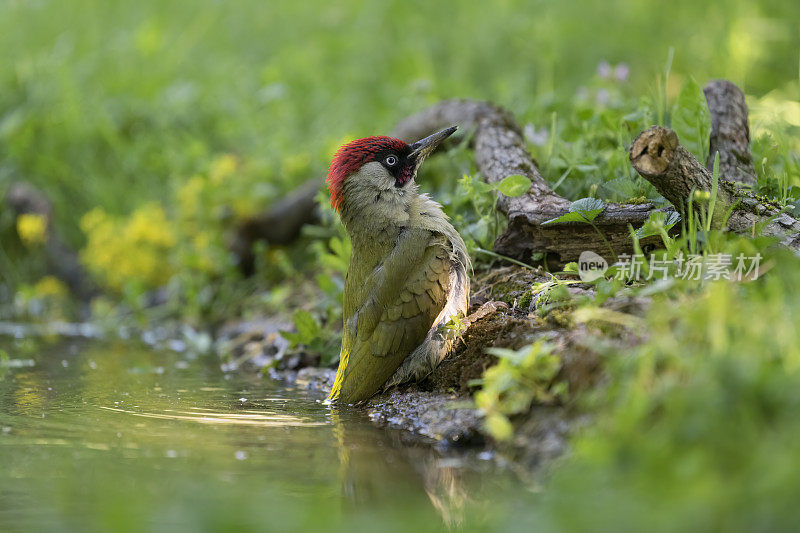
[329,229,451,404]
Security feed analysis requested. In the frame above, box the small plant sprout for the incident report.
[473,341,566,441]
[634,210,681,250]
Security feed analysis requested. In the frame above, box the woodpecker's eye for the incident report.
[384,155,398,166]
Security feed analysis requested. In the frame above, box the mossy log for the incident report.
[231,178,320,275]
[630,126,800,250]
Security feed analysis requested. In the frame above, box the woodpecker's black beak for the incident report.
[409,126,457,168]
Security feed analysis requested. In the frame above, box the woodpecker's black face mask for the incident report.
[379,126,457,188]
[374,145,414,187]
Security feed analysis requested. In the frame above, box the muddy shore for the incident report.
[217,265,647,471]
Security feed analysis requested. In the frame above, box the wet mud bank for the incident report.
[218,265,648,472]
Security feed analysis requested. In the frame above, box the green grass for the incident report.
[3,1,800,529]
[534,247,800,531]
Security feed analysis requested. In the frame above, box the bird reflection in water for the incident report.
[330,410,470,528]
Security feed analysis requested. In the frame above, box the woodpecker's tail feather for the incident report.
[326,347,349,403]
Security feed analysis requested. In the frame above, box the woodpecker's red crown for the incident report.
[326,126,458,212]
[326,136,411,212]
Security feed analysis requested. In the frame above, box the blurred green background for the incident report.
[2,0,798,233]
[0,0,798,317]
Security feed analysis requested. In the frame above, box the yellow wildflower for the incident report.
[79,207,108,234]
[177,175,205,219]
[16,213,48,247]
[125,204,176,248]
[33,276,68,298]
[209,154,238,184]
[188,230,219,274]
[80,204,176,291]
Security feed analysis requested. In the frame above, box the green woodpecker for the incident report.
[325,126,469,404]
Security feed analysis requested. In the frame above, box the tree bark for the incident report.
[629,126,735,225]
[630,126,800,250]
[704,80,757,186]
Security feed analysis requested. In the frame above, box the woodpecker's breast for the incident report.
[342,225,403,316]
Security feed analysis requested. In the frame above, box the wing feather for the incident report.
[332,233,452,403]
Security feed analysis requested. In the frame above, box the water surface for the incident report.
[0,337,537,532]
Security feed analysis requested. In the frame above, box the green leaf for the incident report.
[634,210,681,238]
[671,77,712,163]
[486,346,528,365]
[664,211,681,228]
[321,236,350,275]
[465,218,490,244]
[329,236,350,261]
[543,197,606,225]
[315,273,342,297]
[569,197,605,218]
[279,331,302,346]
[292,310,319,343]
[542,212,589,225]
[485,413,514,441]
[602,177,641,200]
[496,174,530,197]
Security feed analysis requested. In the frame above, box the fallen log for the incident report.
[630,79,799,250]
[629,126,800,250]
[234,99,659,271]
[231,178,320,275]
[704,80,757,186]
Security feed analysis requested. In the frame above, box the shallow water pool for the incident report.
[0,337,540,532]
